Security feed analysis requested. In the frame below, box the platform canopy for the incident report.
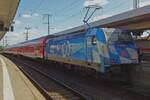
[0,0,20,40]
[90,5,150,30]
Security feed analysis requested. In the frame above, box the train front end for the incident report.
[106,29,139,65]
[95,28,139,73]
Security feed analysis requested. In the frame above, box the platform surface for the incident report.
[0,55,46,100]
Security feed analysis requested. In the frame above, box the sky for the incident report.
[1,0,150,45]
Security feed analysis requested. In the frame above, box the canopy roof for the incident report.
[0,0,20,39]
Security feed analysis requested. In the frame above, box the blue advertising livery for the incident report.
[45,28,138,73]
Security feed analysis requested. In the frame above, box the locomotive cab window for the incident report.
[108,29,133,43]
[92,36,97,45]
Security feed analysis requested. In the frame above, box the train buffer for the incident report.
[0,55,46,100]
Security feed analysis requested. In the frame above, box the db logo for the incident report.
[62,41,71,57]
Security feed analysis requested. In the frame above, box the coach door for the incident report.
[86,36,96,63]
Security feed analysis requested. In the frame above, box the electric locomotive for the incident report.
[45,28,139,73]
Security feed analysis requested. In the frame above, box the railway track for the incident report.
[6,55,92,100]
[4,54,150,100]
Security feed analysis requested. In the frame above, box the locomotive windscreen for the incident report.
[109,29,133,42]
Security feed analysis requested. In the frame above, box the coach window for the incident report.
[92,36,97,45]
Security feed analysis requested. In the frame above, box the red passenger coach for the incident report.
[7,36,48,58]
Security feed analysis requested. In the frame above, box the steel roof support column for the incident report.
[133,0,139,9]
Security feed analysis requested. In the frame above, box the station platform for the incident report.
[0,55,46,100]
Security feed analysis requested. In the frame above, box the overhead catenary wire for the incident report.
[44,0,131,28]
[18,0,45,17]
[92,0,131,21]
[50,10,84,31]
[54,0,131,30]
[57,0,133,24]
[31,0,46,15]
[57,9,84,24]
[17,0,135,37]
[104,0,131,11]
[27,0,83,33]
[56,0,126,23]
[54,0,82,16]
